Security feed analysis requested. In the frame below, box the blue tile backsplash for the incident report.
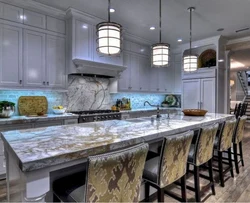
[110,93,166,109]
[0,90,66,115]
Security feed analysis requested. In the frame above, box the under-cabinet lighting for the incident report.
[150,27,156,30]
[178,39,182,42]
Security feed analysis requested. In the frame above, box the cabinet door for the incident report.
[0,24,22,87]
[24,30,46,87]
[174,62,182,93]
[74,20,93,60]
[23,10,46,29]
[200,78,216,112]
[158,67,174,93]
[182,79,200,109]
[149,67,159,92]
[118,52,130,91]
[138,55,150,91]
[46,35,66,88]
[47,16,66,34]
[2,4,23,23]
[130,54,140,91]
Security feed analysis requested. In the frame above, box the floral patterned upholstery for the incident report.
[85,143,149,202]
[233,116,247,144]
[189,123,219,166]
[158,131,194,188]
[218,119,236,152]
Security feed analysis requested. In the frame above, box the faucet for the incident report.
[144,101,161,118]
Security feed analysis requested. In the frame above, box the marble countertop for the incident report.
[0,113,79,125]
[1,113,234,172]
[121,107,181,113]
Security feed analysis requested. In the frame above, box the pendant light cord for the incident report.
[108,0,111,22]
[189,8,192,56]
[159,0,162,43]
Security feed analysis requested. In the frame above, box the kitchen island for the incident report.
[1,113,234,202]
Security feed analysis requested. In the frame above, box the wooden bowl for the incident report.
[182,109,208,116]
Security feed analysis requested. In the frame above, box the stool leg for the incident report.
[145,182,150,202]
[157,188,164,202]
[218,151,224,187]
[233,143,239,174]
[181,175,187,202]
[208,159,216,195]
[239,141,244,166]
[228,148,234,178]
[194,165,201,202]
[187,163,190,176]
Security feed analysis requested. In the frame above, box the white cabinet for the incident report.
[23,10,46,29]
[46,35,66,88]
[158,67,174,93]
[149,68,159,92]
[47,16,65,34]
[0,24,22,87]
[182,78,216,112]
[174,62,182,93]
[138,56,150,91]
[1,3,23,23]
[118,52,130,91]
[130,54,140,91]
[24,29,46,87]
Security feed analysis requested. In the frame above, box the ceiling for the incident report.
[33,0,250,48]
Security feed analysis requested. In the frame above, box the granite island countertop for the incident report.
[1,113,234,172]
[0,113,79,125]
[120,107,181,113]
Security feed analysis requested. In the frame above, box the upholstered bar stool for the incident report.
[143,131,194,202]
[187,123,219,202]
[232,115,247,174]
[53,143,149,202]
[213,119,236,187]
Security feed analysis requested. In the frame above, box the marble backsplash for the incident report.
[66,75,111,111]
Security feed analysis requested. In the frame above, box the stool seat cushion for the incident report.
[53,171,86,202]
[143,156,160,184]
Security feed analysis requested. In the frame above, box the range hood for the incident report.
[71,59,126,78]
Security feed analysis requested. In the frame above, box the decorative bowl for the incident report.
[0,106,15,118]
[182,109,208,116]
[52,108,66,114]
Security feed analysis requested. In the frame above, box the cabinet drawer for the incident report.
[64,119,78,125]
[24,10,46,29]
[34,120,63,128]
[47,16,65,34]
[2,3,23,23]
[0,123,33,132]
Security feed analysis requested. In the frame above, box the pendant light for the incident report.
[183,7,198,72]
[96,0,122,55]
[151,0,170,67]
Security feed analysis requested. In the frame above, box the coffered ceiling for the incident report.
[33,0,250,48]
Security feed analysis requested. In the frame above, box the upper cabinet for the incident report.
[0,3,23,23]
[23,10,46,29]
[46,16,66,34]
[0,24,22,87]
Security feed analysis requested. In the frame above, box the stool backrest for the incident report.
[235,103,242,118]
[158,131,194,188]
[218,119,236,151]
[84,143,148,203]
[194,123,219,166]
[233,115,247,144]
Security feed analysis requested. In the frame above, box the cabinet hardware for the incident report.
[43,81,46,85]
[19,80,22,84]
[47,82,49,85]
[140,87,142,90]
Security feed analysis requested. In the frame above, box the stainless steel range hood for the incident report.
[71,58,126,78]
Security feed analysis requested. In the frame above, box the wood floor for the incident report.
[1,122,250,202]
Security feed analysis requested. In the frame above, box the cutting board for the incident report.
[18,96,48,116]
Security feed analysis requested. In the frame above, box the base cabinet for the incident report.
[182,78,216,112]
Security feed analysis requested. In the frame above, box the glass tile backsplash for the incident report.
[0,90,66,115]
[110,93,166,109]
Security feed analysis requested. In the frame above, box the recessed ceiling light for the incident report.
[82,25,88,29]
[150,26,155,30]
[194,46,198,48]
[217,28,224,32]
[20,15,26,20]
[177,39,182,42]
[218,59,224,62]
[140,48,145,52]
[109,8,115,13]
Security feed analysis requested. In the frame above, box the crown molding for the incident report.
[0,0,66,19]
[227,36,250,45]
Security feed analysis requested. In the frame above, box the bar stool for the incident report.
[187,123,219,202]
[232,115,247,174]
[213,119,236,187]
[143,131,194,202]
[53,143,149,202]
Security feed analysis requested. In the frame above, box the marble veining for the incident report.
[1,113,234,172]
[0,113,78,125]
